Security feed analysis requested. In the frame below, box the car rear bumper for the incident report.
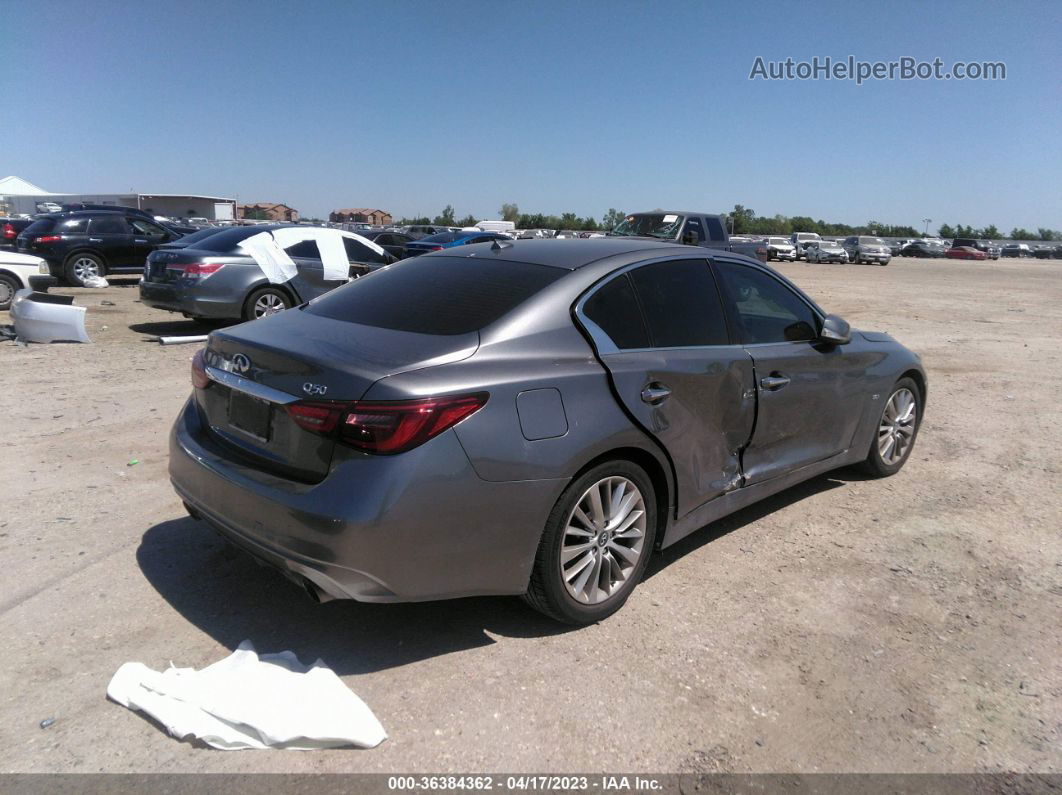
[169,397,565,603]
[140,281,240,319]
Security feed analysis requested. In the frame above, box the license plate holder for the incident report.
[228,390,272,441]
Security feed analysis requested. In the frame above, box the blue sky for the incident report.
[5,0,1060,230]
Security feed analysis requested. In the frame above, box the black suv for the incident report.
[17,210,182,286]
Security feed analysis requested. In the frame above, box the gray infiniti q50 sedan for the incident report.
[170,238,926,624]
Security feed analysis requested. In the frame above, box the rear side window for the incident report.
[23,219,56,236]
[705,216,726,241]
[714,262,819,344]
[583,274,650,350]
[58,218,89,234]
[628,259,730,347]
[88,216,129,234]
[306,256,565,335]
[285,240,321,259]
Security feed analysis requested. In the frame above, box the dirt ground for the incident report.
[0,256,1058,774]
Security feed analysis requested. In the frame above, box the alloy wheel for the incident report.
[253,293,287,318]
[73,257,100,281]
[0,280,14,307]
[878,387,917,465]
[560,476,646,605]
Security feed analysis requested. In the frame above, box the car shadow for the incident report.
[128,319,231,336]
[644,467,867,579]
[138,467,868,673]
[136,518,574,675]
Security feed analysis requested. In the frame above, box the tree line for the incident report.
[394,204,627,232]
[395,203,1061,241]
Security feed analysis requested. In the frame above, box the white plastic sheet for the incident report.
[238,233,298,284]
[107,640,387,750]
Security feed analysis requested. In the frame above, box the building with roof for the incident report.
[329,207,392,225]
[238,202,299,222]
[0,175,237,221]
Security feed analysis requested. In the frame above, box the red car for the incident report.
[946,246,988,260]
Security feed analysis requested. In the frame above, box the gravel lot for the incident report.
[0,256,1059,774]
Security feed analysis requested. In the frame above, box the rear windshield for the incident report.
[306,256,566,335]
[192,226,276,253]
[417,232,461,244]
[165,227,225,248]
[22,219,55,235]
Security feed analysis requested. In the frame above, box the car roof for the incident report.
[436,237,693,270]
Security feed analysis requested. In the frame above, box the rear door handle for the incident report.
[640,383,671,405]
[760,373,791,391]
[89,238,102,243]
[134,238,147,243]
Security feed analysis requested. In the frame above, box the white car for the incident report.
[805,240,849,263]
[766,236,797,261]
[0,251,56,311]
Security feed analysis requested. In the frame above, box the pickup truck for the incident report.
[610,211,768,262]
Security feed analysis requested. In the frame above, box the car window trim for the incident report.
[574,254,737,355]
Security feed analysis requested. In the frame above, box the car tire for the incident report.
[524,460,657,625]
[860,377,922,478]
[0,273,19,310]
[63,252,106,287]
[242,287,292,321]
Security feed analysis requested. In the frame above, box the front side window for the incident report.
[628,259,729,347]
[582,273,650,350]
[129,218,167,237]
[714,262,819,344]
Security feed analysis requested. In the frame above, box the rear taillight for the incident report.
[35,235,62,243]
[2,224,15,239]
[285,393,488,454]
[430,245,443,251]
[175,262,225,279]
[191,348,212,390]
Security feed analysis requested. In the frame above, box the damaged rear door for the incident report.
[577,257,755,518]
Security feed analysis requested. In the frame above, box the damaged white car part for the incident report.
[107,640,387,750]
[10,289,90,343]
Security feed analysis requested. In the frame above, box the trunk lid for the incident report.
[197,306,479,481]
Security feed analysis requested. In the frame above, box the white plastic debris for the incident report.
[83,274,110,288]
[9,289,90,343]
[107,640,387,750]
[157,334,209,345]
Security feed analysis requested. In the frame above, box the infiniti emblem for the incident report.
[231,353,251,374]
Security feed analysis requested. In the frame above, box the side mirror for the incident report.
[820,314,851,344]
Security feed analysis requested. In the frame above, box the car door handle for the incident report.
[760,373,791,391]
[134,238,147,243]
[89,238,102,243]
[640,383,671,405]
